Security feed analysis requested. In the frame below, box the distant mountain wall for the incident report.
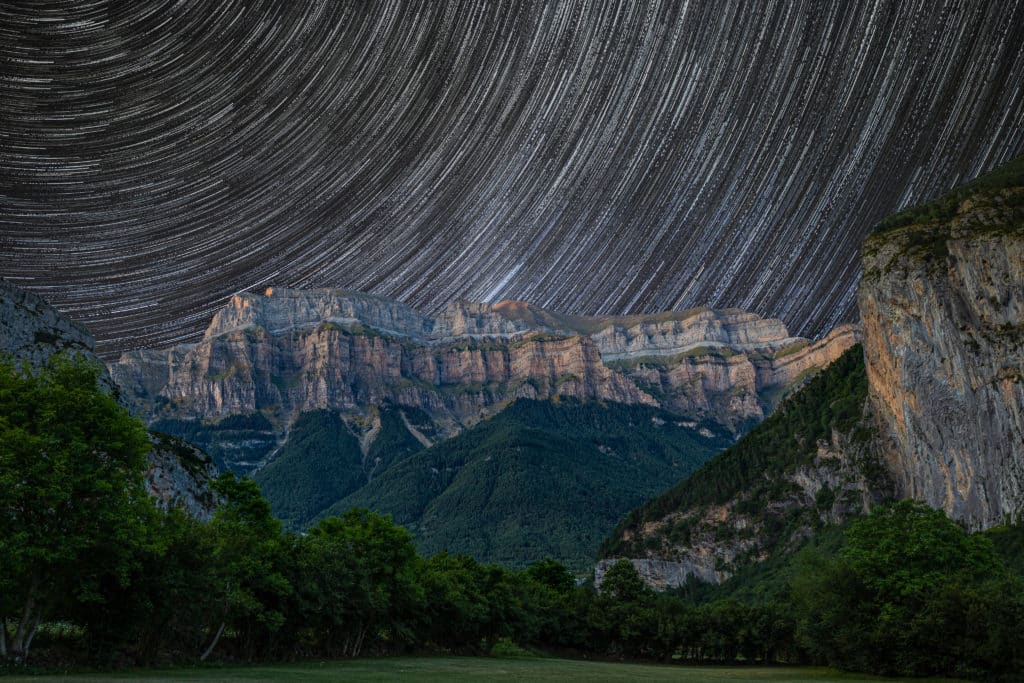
[110,289,859,474]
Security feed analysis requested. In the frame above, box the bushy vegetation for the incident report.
[2,356,1023,679]
[330,399,733,569]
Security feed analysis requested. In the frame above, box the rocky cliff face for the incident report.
[598,160,1024,591]
[859,187,1024,530]
[1,279,100,371]
[111,288,859,472]
[0,279,218,518]
[147,433,219,521]
[596,426,888,589]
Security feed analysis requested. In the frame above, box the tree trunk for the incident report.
[200,622,226,662]
[22,615,41,661]
[1,615,7,657]
[10,576,39,662]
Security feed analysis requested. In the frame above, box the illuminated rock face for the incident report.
[110,288,859,471]
[3,3,1024,357]
[595,165,1024,589]
[859,190,1024,530]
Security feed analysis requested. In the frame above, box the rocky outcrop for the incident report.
[0,279,219,518]
[859,187,1024,530]
[597,422,889,589]
[1,279,101,371]
[110,288,859,472]
[612,324,862,431]
[594,557,721,591]
[589,309,796,361]
[147,433,219,521]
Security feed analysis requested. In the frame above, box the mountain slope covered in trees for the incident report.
[328,399,732,569]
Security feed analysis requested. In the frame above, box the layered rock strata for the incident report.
[111,288,860,472]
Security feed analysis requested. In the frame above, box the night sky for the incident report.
[2,0,1024,357]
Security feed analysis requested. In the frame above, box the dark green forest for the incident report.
[155,396,733,570]
[3,356,1024,679]
[330,399,733,569]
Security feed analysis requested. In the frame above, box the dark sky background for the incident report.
[2,0,1024,357]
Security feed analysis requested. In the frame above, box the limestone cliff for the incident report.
[0,279,218,518]
[110,288,859,472]
[598,157,1024,590]
[859,185,1024,529]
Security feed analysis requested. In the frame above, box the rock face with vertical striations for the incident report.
[859,176,1024,530]
[597,157,1024,590]
[0,279,219,519]
[110,287,860,473]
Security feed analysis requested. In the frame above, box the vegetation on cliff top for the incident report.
[873,153,1024,235]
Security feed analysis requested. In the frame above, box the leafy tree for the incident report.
[420,552,525,653]
[599,559,648,602]
[74,507,217,664]
[295,509,423,657]
[200,473,291,661]
[524,557,575,595]
[0,355,152,662]
[590,560,658,657]
[792,500,1016,676]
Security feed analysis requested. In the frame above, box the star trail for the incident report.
[2,0,1024,357]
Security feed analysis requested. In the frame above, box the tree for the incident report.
[599,559,648,602]
[296,510,422,657]
[200,473,291,661]
[791,500,1015,676]
[0,355,152,662]
[524,557,575,595]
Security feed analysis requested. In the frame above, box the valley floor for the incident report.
[2,657,953,682]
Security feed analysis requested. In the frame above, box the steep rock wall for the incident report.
[111,288,860,472]
[859,188,1024,529]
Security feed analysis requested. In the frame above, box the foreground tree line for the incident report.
[2,357,1023,679]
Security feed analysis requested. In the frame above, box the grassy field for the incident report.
[1,656,928,682]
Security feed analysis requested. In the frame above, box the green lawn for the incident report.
[2,656,926,682]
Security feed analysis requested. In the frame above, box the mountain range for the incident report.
[3,157,1021,576]
[97,288,856,566]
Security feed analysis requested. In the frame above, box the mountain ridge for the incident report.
[111,288,859,475]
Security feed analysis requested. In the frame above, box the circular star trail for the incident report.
[2,0,1024,357]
